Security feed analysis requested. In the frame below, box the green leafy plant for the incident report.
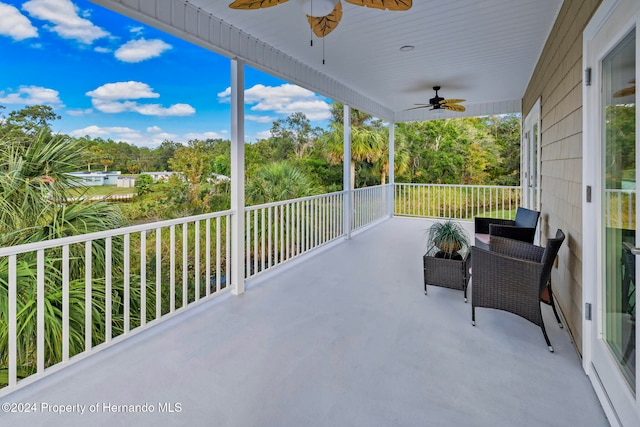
[426,219,470,259]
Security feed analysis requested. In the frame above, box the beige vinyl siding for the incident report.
[523,0,602,355]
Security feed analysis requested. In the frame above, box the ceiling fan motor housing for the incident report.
[430,85,443,108]
[429,95,444,108]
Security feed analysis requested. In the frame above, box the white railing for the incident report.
[394,183,521,220]
[0,210,232,395]
[244,191,345,279]
[605,189,635,230]
[1,182,524,395]
[351,185,389,231]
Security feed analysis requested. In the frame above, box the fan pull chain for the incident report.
[322,37,325,65]
[310,0,313,46]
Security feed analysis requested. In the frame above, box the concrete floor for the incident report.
[0,217,608,426]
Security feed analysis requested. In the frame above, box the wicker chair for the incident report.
[474,207,540,249]
[471,229,565,352]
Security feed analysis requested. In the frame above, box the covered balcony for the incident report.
[0,194,607,425]
[2,0,634,424]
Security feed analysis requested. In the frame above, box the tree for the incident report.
[167,140,215,210]
[246,162,315,204]
[269,112,322,160]
[135,174,154,196]
[0,131,130,380]
[329,102,374,127]
[322,122,384,189]
[0,105,60,140]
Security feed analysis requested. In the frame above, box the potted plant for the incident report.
[426,219,470,260]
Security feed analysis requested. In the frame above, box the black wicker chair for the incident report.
[471,229,565,352]
[474,207,540,249]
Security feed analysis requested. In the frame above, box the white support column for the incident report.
[343,105,352,239]
[388,122,395,217]
[230,59,245,295]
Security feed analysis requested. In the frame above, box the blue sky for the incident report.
[0,0,333,147]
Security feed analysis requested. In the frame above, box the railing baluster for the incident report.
[124,234,130,332]
[182,223,188,307]
[261,208,266,268]
[37,249,45,373]
[225,214,231,288]
[140,232,146,327]
[206,219,211,297]
[268,206,273,268]
[105,237,112,341]
[85,241,92,351]
[195,221,200,301]
[156,228,162,317]
[216,216,221,293]
[170,225,175,313]
[286,203,291,260]
[246,211,251,277]
[62,245,69,362]
[8,255,17,386]
[254,209,259,274]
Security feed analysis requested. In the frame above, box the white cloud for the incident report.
[114,38,172,63]
[86,81,159,100]
[86,81,195,117]
[94,46,110,54]
[0,85,63,105]
[183,131,225,141]
[23,0,109,44]
[68,124,179,147]
[246,114,277,123]
[217,83,331,121]
[254,130,272,141]
[66,107,92,116]
[67,124,229,147]
[0,3,38,40]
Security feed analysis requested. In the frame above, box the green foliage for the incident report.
[135,174,154,196]
[246,162,316,205]
[0,128,132,384]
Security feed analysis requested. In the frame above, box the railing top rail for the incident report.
[245,190,345,211]
[351,184,388,194]
[0,209,235,257]
[394,182,520,190]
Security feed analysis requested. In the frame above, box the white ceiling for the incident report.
[93,0,563,122]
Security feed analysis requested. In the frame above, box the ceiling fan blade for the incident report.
[404,105,430,111]
[613,86,636,98]
[308,1,343,37]
[440,99,465,104]
[229,0,288,9]
[345,0,411,10]
[442,104,466,112]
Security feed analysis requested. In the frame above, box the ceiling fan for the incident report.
[229,0,412,38]
[406,86,466,112]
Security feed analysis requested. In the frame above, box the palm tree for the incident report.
[322,123,384,189]
[246,162,315,204]
[0,131,134,385]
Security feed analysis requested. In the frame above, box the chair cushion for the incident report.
[475,234,490,250]
[514,207,540,228]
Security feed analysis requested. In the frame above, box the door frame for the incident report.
[522,98,541,213]
[583,1,640,425]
